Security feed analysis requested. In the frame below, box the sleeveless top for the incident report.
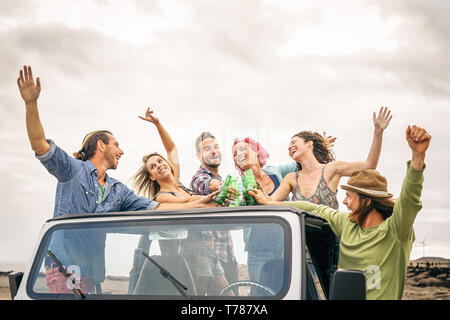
[291,167,339,209]
[151,184,194,201]
[267,173,280,196]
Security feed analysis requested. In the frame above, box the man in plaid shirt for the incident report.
[190,132,239,290]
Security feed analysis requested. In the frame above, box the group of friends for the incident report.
[17,65,431,299]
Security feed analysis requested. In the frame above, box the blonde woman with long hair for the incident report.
[132,108,207,203]
[131,108,234,296]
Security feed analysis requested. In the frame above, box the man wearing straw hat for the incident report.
[17,65,216,294]
[250,124,431,300]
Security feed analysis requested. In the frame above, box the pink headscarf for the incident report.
[232,137,270,175]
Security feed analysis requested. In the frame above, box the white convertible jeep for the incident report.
[9,205,366,300]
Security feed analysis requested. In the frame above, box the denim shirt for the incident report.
[37,140,159,281]
[36,139,159,217]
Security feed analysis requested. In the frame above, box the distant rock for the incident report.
[415,277,445,288]
[410,271,430,282]
[406,263,449,289]
[436,274,447,281]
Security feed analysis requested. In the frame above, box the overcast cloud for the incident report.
[0,0,449,267]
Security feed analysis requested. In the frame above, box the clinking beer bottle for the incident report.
[214,175,232,205]
[242,169,258,206]
[228,176,240,207]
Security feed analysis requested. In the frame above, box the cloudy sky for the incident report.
[0,0,449,268]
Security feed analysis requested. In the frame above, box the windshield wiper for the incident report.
[47,250,86,300]
[139,250,192,300]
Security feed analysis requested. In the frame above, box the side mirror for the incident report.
[329,269,366,300]
[8,271,24,300]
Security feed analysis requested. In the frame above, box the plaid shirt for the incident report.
[190,166,234,263]
[190,165,222,195]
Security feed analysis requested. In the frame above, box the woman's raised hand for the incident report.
[322,131,337,148]
[373,106,393,131]
[139,107,160,125]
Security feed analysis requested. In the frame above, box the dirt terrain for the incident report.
[0,274,11,300]
[402,266,450,300]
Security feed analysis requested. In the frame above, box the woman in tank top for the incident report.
[271,107,393,208]
[131,107,210,203]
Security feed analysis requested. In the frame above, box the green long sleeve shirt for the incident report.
[286,161,425,300]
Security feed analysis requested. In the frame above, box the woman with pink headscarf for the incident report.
[232,137,296,293]
[232,137,295,197]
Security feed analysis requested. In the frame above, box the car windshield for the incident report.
[27,216,291,299]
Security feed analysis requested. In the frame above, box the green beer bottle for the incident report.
[214,175,232,205]
[228,176,240,207]
[242,169,258,206]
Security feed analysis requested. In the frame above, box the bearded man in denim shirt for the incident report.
[17,66,215,294]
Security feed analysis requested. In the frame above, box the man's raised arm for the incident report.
[17,65,50,155]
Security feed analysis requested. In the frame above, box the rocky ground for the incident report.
[402,266,450,300]
[0,273,11,300]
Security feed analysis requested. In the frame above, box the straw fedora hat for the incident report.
[341,169,393,198]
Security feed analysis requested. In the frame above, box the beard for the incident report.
[108,159,118,170]
[105,152,119,170]
[204,156,221,168]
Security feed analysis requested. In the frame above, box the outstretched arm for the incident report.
[17,66,50,155]
[389,125,430,242]
[270,173,294,201]
[190,173,223,195]
[156,191,219,210]
[248,189,281,206]
[331,106,392,177]
[249,188,347,237]
[366,106,392,168]
[406,125,430,169]
[139,107,180,179]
